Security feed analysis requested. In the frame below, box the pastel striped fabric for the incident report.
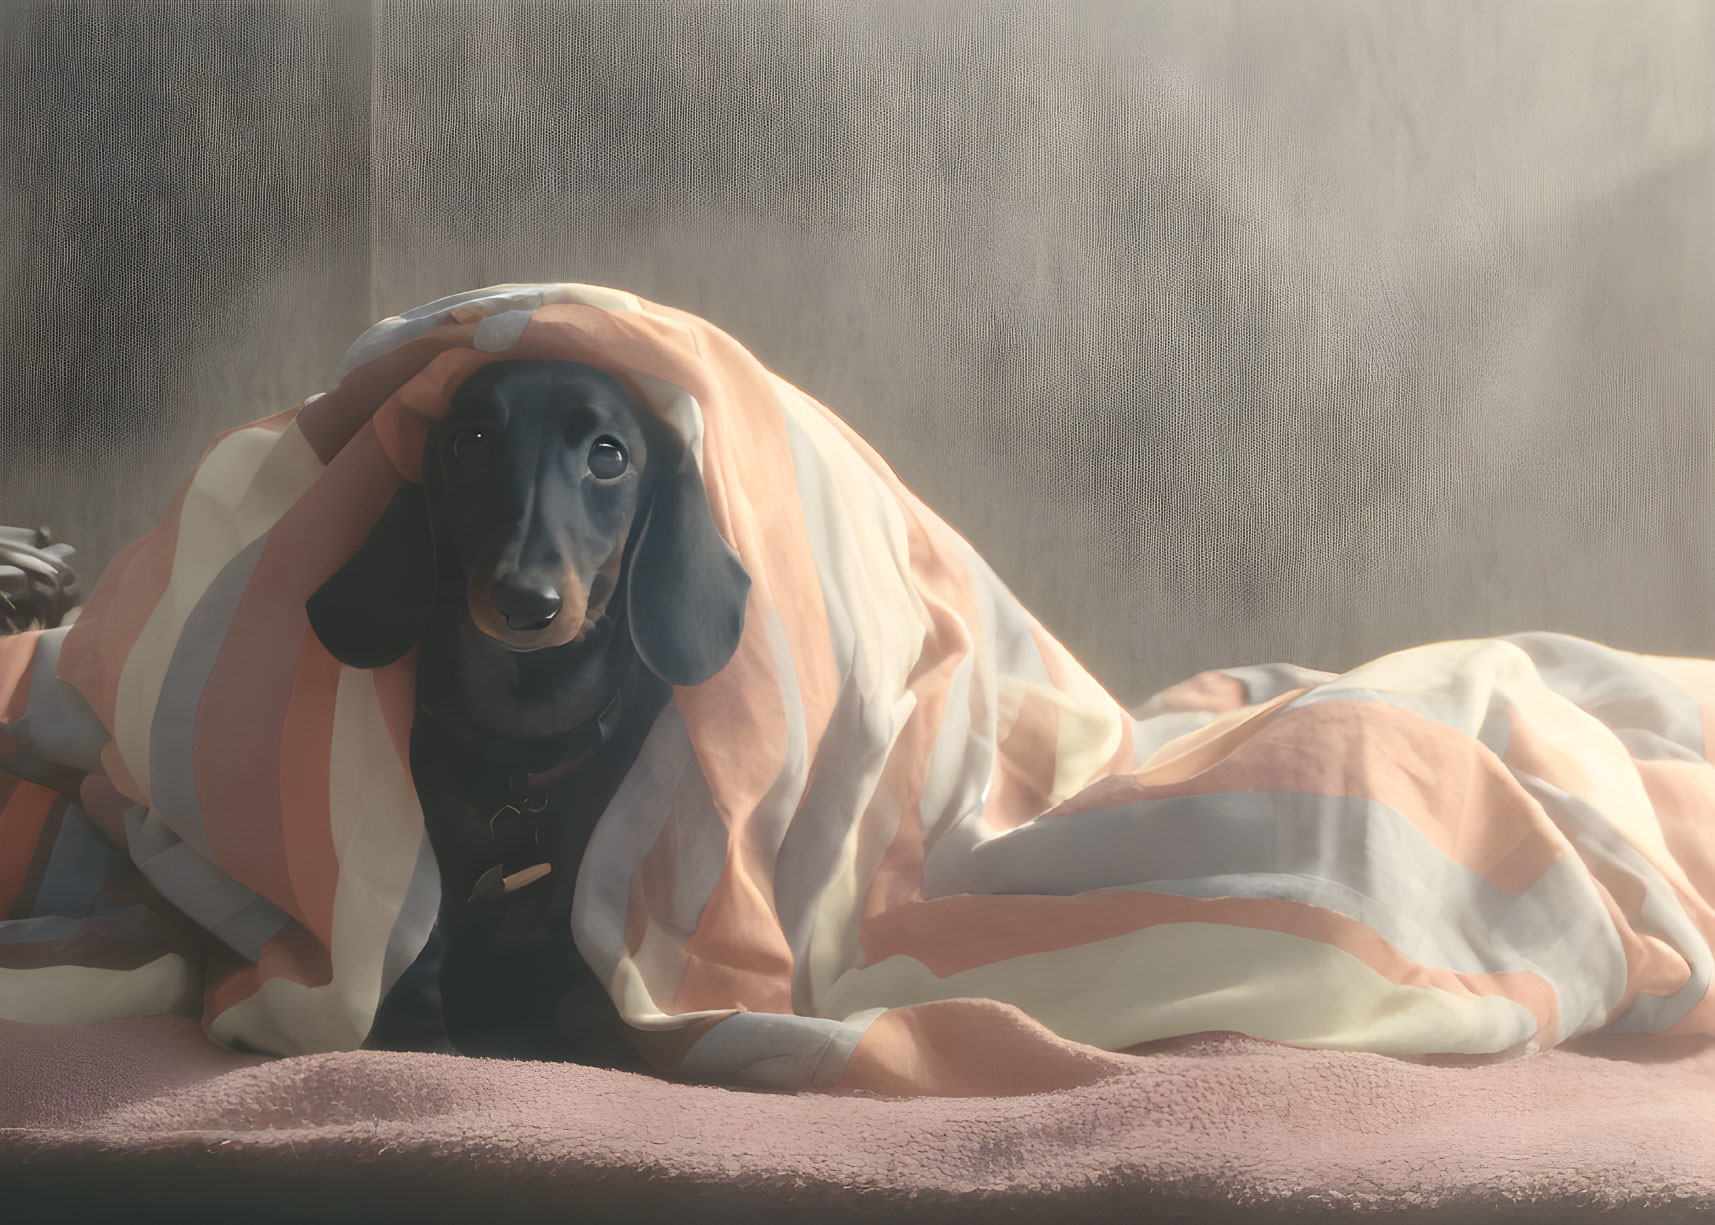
[3,283,1714,1096]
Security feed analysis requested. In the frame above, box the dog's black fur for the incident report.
[306,358,749,1065]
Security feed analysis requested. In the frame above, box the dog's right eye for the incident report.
[449,429,494,468]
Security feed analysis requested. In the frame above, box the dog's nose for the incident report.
[490,579,562,631]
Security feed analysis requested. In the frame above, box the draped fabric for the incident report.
[2,283,1713,1094]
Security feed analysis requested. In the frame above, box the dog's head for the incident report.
[306,358,749,688]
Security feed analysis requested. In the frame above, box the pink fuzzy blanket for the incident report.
[3,1010,1711,1223]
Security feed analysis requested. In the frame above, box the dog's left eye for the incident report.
[589,437,627,480]
[449,429,495,468]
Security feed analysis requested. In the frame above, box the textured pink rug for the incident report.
[3,1012,1712,1224]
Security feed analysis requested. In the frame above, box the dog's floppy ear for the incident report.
[626,448,750,688]
[306,481,436,668]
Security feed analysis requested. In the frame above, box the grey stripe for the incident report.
[0,900,184,947]
[123,804,289,962]
[377,829,443,997]
[335,283,636,382]
[1502,631,1708,759]
[572,699,703,986]
[210,894,292,963]
[676,1007,886,1090]
[333,286,513,382]
[0,914,96,943]
[0,751,85,795]
[474,309,532,352]
[147,532,268,859]
[31,803,128,919]
[13,624,111,774]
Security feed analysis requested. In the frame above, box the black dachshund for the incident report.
[306,358,750,1066]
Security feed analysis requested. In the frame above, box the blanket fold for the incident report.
[4,282,1714,1095]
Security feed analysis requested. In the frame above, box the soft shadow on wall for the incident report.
[3,0,1712,707]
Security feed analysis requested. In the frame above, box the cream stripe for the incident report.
[207,665,427,1054]
[627,731,724,1012]
[574,700,716,1030]
[230,421,325,545]
[110,419,315,804]
[816,921,1542,1058]
[1500,649,1688,879]
[775,391,923,1011]
[917,540,1002,899]
[0,954,199,1025]
[1041,648,1127,808]
[957,538,1126,806]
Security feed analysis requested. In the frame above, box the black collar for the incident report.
[453,651,643,906]
[419,649,640,776]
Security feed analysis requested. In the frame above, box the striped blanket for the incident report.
[3,283,1712,1096]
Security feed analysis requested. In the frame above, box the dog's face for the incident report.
[307,357,751,692]
[425,361,657,654]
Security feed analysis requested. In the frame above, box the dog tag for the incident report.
[502,862,552,892]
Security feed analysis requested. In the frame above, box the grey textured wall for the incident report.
[3,1,1712,706]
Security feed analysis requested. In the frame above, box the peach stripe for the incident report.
[835,997,1122,1098]
[1638,758,1715,909]
[372,342,491,481]
[0,779,58,916]
[300,336,472,464]
[0,631,38,726]
[194,602,296,913]
[627,1013,730,1073]
[204,920,334,1022]
[1149,669,1251,715]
